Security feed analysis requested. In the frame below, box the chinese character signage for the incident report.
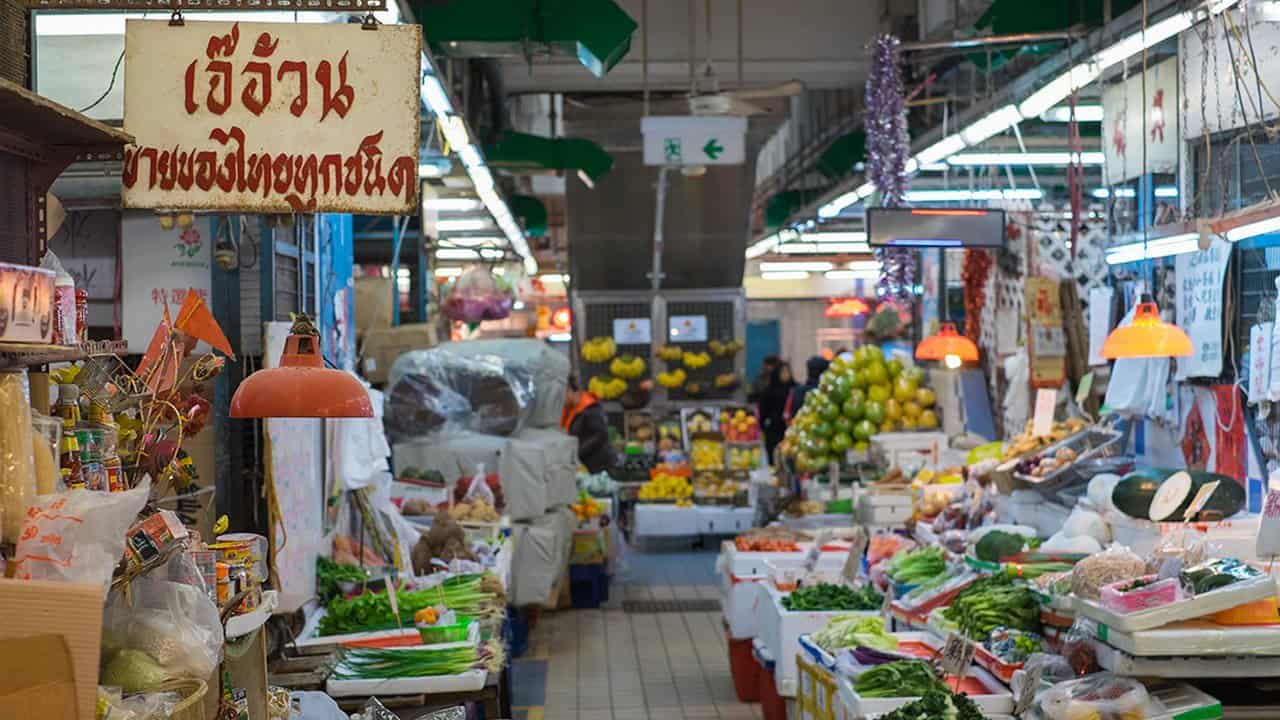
[1101,57,1178,184]
[1175,237,1231,380]
[122,21,421,214]
[121,212,211,353]
[1025,276,1065,388]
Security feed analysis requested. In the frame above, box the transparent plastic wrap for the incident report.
[12,479,150,588]
[0,369,36,544]
[101,572,225,689]
[440,267,515,324]
[1034,673,1156,720]
[1070,545,1147,601]
[30,411,62,495]
[385,344,537,441]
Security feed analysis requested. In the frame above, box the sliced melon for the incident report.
[1149,471,1193,521]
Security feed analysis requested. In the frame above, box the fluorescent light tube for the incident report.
[548,332,572,342]
[1092,187,1137,198]
[846,260,883,272]
[947,151,1105,166]
[524,256,539,275]
[540,273,570,283]
[1040,105,1105,122]
[1092,12,1193,69]
[436,248,480,260]
[805,231,868,243]
[458,144,484,169]
[420,74,452,115]
[424,198,483,211]
[419,163,444,178]
[437,219,491,232]
[479,248,506,260]
[1154,186,1179,198]
[960,105,1021,145]
[1018,63,1102,119]
[824,269,879,279]
[760,271,810,280]
[434,267,464,277]
[1104,233,1200,263]
[1225,215,1280,242]
[759,261,833,273]
[915,134,968,167]
[819,191,861,218]
[904,188,1043,201]
[444,235,505,247]
[777,242,871,254]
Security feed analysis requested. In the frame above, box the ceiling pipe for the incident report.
[899,30,1084,53]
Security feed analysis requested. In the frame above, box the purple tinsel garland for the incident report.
[865,34,915,303]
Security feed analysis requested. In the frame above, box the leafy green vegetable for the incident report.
[854,660,946,698]
[942,575,1040,641]
[812,615,898,653]
[317,556,369,603]
[974,531,1026,563]
[887,546,947,585]
[319,574,497,636]
[782,583,882,611]
[331,644,481,679]
[878,690,987,720]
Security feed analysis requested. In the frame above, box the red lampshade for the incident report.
[1101,302,1193,359]
[915,323,979,365]
[230,315,373,418]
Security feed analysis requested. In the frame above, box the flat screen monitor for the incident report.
[867,207,1006,249]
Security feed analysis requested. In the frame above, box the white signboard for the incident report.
[122,20,421,214]
[1251,323,1273,405]
[1101,57,1179,184]
[1175,237,1232,380]
[1088,286,1114,366]
[641,116,747,166]
[1184,11,1280,139]
[121,213,211,353]
[64,257,116,300]
[612,317,651,345]
[668,315,708,343]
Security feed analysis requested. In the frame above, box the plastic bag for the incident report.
[1069,545,1146,601]
[1036,673,1155,720]
[1060,617,1100,676]
[102,571,224,683]
[385,344,537,442]
[96,686,180,720]
[13,479,150,588]
[440,267,515,324]
[0,369,36,544]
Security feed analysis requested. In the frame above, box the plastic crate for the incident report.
[795,654,842,720]
[570,563,609,609]
[727,630,760,702]
[759,659,786,720]
[416,615,476,645]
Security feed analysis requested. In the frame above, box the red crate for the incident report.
[728,633,760,702]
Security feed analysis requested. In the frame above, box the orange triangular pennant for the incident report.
[174,289,236,360]
[137,302,182,394]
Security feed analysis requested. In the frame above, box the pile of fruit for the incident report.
[580,337,617,363]
[682,351,711,369]
[694,474,741,499]
[656,368,687,388]
[781,345,939,472]
[609,354,647,379]
[1005,417,1089,458]
[719,408,760,442]
[685,411,716,433]
[727,446,761,470]
[691,437,725,470]
[638,472,693,501]
[571,490,603,522]
[588,375,627,400]
[708,338,744,356]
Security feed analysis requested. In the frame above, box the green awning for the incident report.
[509,195,548,237]
[816,131,866,180]
[484,131,614,184]
[412,0,637,77]
[765,189,825,233]
[966,0,1139,73]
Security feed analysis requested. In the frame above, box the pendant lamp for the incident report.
[1101,300,1193,359]
[915,322,979,369]
[230,314,373,418]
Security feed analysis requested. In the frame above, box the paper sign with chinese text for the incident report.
[1025,276,1065,387]
[1175,238,1231,380]
[122,21,420,214]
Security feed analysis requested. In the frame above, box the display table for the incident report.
[632,504,754,538]
[757,584,877,697]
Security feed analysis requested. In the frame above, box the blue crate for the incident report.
[570,563,609,609]
[507,605,529,658]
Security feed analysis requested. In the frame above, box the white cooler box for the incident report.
[633,504,700,537]
[758,583,876,697]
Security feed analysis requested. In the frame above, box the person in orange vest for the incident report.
[560,376,614,474]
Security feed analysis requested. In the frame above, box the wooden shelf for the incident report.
[0,342,86,369]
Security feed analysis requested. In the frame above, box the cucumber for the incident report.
[1111,469,1245,520]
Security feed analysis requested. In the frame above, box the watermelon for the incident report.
[1111,469,1245,521]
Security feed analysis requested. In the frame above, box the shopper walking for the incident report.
[758,362,796,462]
[747,355,781,404]
[786,355,830,421]
[561,377,614,474]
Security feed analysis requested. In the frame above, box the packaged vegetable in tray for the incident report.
[1101,575,1185,614]
[1179,558,1263,595]
[781,582,883,611]
[1035,673,1156,720]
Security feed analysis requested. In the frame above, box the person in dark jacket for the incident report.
[786,355,830,420]
[561,377,614,474]
[758,362,796,462]
[747,355,781,405]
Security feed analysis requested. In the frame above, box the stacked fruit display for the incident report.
[728,446,762,470]
[781,345,939,473]
[691,436,726,470]
[719,408,760,442]
[638,471,693,502]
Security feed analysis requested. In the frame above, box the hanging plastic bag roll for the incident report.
[0,369,36,544]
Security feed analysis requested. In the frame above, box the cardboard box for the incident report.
[0,578,105,720]
[354,276,394,337]
[360,322,437,383]
[0,263,55,344]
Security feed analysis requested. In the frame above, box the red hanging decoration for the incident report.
[961,249,992,344]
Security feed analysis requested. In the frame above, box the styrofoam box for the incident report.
[1107,512,1263,565]
[1095,642,1280,678]
[780,513,854,531]
[857,494,913,526]
[723,575,769,639]
[869,431,948,470]
[758,584,877,697]
[1096,619,1280,656]
[720,542,853,579]
[294,606,419,649]
[633,504,700,537]
[1075,574,1277,633]
[696,506,755,535]
[837,666,1013,717]
[327,668,487,697]
[764,554,849,591]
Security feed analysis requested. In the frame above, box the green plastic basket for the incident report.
[416,615,475,644]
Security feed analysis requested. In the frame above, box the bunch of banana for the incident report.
[656,368,687,388]
[708,338,745,357]
[657,345,684,362]
[713,373,740,389]
[580,337,617,363]
[609,354,647,379]
[682,351,712,369]
[588,375,628,400]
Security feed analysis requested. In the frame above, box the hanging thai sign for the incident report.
[121,20,420,214]
[1174,237,1231,380]
[1101,57,1179,185]
[1024,276,1066,388]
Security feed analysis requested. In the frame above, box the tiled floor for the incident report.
[512,549,763,720]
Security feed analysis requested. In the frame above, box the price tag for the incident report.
[1183,480,1221,521]
[940,632,975,680]
[1013,664,1044,717]
[1032,389,1057,438]
[1075,371,1094,408]
[842,527,868,584]
[802,530,831,577]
